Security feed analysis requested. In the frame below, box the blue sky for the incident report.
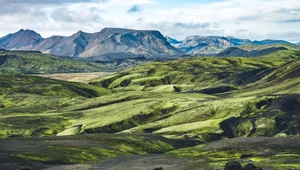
[0,0,300,42]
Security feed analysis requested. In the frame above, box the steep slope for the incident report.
[166,36,182,48]
[0,50,108,74]
[32,31,93,57]
[78,28,182,58]
[0,29,43,49]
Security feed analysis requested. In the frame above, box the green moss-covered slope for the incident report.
[0,50,108,74]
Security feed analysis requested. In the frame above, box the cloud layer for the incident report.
[0,0,299,42]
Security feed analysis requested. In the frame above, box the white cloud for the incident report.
[0,0,300,42]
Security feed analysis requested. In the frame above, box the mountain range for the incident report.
[0,28,294,59]
[0,28,182,59]
[166,35,292,55]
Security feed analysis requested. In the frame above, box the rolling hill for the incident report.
[0,49,108,74]
[86,52,300,140]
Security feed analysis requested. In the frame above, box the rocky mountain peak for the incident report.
[16,29,43,39]
[0,29,43,49]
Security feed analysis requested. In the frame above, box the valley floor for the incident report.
[36,72,115,82]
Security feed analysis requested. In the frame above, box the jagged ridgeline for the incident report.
[0,28,182,59]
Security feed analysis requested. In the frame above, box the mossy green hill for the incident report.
[0,50,108,74]
[91,51,299,94]
[0,75,110,97]
[0,52,299,139]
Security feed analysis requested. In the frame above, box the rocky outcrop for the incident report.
[243,164,263,170]
[224,161,243,170]
[224,162,262,170]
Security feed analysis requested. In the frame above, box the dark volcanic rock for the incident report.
[224,162,263,170]
[153,167,163,170]
[243,164,262,170]
[224,161,243,170]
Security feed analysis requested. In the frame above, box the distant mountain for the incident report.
[30,31,92,57]
[0,29,294,58]
[252,39,292,45]
[166,35,293,55]
[0,28,183,59]
[215,46,288,57]
[225,36,253,46]
[0,29,43,49]
[169,36,252,55]
[165,36,182,48]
